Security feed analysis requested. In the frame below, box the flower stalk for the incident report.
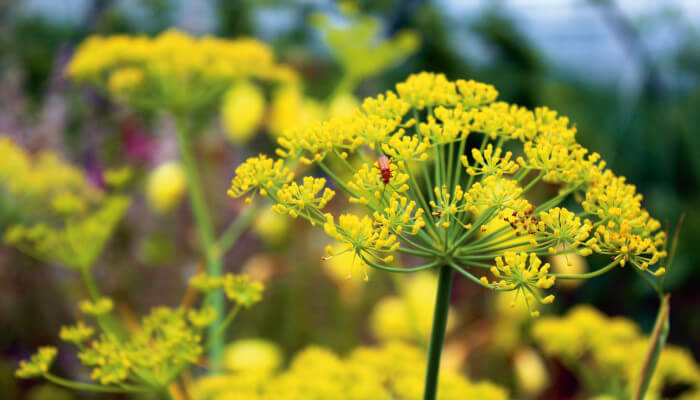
[422,265,454,400]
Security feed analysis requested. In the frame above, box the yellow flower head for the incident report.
[68,29,296,111]
[347,161,409,206]
[462,144,519,176]
[1,136,129,270]
[273,176,335,224]
[221,81,266,145]
[227,155,294,203]
[228,73,668,312]
[146,161,186,214]
[323,213,398,266]
[482,251,555,317]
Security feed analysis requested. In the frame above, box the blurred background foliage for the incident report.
[0,0,698,399]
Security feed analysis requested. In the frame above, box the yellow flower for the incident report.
[430,185,467,229]
[347,162,409,206]
[268,84,325,137]
[68,29,296,112]
[229,72,668,315]
[513,347,549,397]
[16,347,57,378]
[374,193,425,235]
[59,321,94,345]
[224,339,282,374]
[466,176,530,214]
[252,208,290,246]
[462,144,519,176]
[323,213,398,274]
[221,81,266,145]
[381,132,430,167]
[532,306,700,399]
[396,72,458,109]
[146,161,186,214]
[195,341,509,400]
[328,93,359,118]
[227,155,293,202]
[370,272,457,343]
[482,252,555,317]
[549,248,588,290]
[79,297,114,316]
[272,176,335,224]
[537,207,592,254]
[107,67,143,99]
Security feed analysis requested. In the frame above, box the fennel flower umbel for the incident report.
[227,72,669,400]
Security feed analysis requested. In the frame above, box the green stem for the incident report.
[406,164,439,233]
[551,259,620,279]
[173,114,224,369]
[359,254,440,273]
[80,268,100,300]
[422,265,454,400]
[205,304,242,350]
[80,267,126,342]
[216,203,259,254]
[632,294,670,400]
[44,373,151,393]
[447,260,508,290]
[521,171,544,194]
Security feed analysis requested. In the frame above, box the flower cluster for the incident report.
[67,29,296,112]
[16,273,264,392]
[532,306,700,399]
[228,72,668,316]
[481,252,555,317]
[193,341,508,400]
[1,136,129,270]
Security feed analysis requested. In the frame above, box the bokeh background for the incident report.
[1,0,698,399]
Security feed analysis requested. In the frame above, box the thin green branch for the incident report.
[632,294,670,400]
[359,254,440,273]
[44,373,151,394]
[205,304,242,350]
[216,202,259,255]
[551,259,620,279]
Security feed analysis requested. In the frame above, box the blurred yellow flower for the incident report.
[223,339,282,375]
[532,306,700,399]
[370,272,457,343]
[221,81,266,145]
[549,248,588,290]
[268,84,324,137]
[194,341,509,400]
[513,347,549,397]
[252,207,290,246]
[146,161,186,214]
[327,93,359,119]
[68,29,296,112]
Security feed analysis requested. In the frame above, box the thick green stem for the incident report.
[422,265,454,400]
[173,114,224,368]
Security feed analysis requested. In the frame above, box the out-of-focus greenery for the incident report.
[1,1,698,399]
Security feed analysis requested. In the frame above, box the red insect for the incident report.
[375,155,393,185]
